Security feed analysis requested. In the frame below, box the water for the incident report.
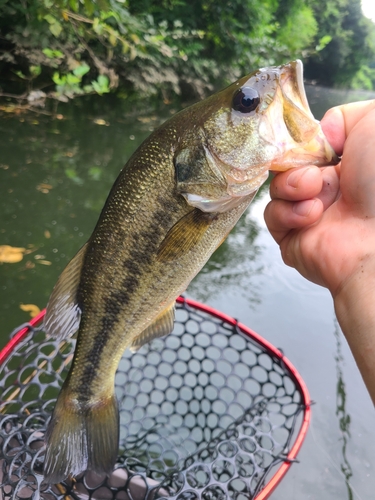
[1,86,375,499]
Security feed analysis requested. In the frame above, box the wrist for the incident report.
[333,257,375,404]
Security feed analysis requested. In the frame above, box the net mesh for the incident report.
[0,298,309,500]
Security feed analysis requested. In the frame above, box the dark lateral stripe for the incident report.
[75,197,179,397]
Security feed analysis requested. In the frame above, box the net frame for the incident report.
[0,296,311,499]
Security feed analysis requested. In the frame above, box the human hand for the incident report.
[264,99,375,401]
[264,100,375,299]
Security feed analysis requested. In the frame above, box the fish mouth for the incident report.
[270,60,340,171]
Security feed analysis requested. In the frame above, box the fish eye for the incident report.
[232,87,260,114]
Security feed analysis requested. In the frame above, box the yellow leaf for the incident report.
[93,118,109,126]
[44,230,51,239]
[0,245,26,263]
[20,303,41,318]
[38,260,52,265]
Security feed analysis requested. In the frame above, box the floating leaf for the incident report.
[38,260,52,266]
[37,183,53,193]
[93,118,109,126]
[44,230,51,239]
[138,116,157,123]
[20,303,41,318]
[0,245,26,263]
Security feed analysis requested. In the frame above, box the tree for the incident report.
[305,0,375,87]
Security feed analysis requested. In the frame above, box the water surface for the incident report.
[1,85,375,499]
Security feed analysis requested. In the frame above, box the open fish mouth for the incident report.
[280,60,313,120]
[270,59,340,171]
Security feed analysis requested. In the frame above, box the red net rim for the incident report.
[0,296,311,499]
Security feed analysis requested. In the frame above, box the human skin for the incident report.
[264,100,375,403]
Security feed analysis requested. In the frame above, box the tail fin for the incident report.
[43,388,119,484]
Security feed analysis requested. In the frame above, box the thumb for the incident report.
[321,100,375,156]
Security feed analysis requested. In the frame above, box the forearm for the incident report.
[333,261,375,404]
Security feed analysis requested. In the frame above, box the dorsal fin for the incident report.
[130,302,175,352]
[43,243,87,340]
[157,209,212,262]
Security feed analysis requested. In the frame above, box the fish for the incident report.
[42,60,338,483]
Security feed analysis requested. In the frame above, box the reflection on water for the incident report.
[188,201,264,306]
[306,85,375,119]
[334,319,354,500]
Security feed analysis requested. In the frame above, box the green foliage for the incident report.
[275,4,318,56]
[351,64,375,90]
[304,0,375,88]
[0,0,375,105]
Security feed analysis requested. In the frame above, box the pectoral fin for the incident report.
[157,209,212,262]
[130,302,175,352]
[43,243,87,340]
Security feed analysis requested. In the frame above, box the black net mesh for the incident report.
[0,299,309,500]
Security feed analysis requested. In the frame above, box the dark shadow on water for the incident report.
[333,318,354,500]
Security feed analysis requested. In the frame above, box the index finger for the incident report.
[321,100,375,156]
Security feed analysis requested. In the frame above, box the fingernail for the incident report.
[292,199,316,217]
[287,167,311,188]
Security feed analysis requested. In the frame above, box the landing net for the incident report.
[0,297,310,499]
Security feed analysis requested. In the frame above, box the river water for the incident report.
[1,85,375,499]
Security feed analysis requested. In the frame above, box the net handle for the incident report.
[0,297,311,500]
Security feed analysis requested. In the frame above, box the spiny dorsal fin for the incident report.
[130,302,175,352]
[157,209,212,262]
[43,243,87,340]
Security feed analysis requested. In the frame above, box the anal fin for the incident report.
[43,243,87,340]
[130,302,175,352]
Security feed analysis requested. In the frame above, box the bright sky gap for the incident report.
[362,0,375,22]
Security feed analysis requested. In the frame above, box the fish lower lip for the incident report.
[280,60,314,118]
[294,60,311,115]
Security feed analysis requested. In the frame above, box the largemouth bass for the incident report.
[43,60,338,483]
